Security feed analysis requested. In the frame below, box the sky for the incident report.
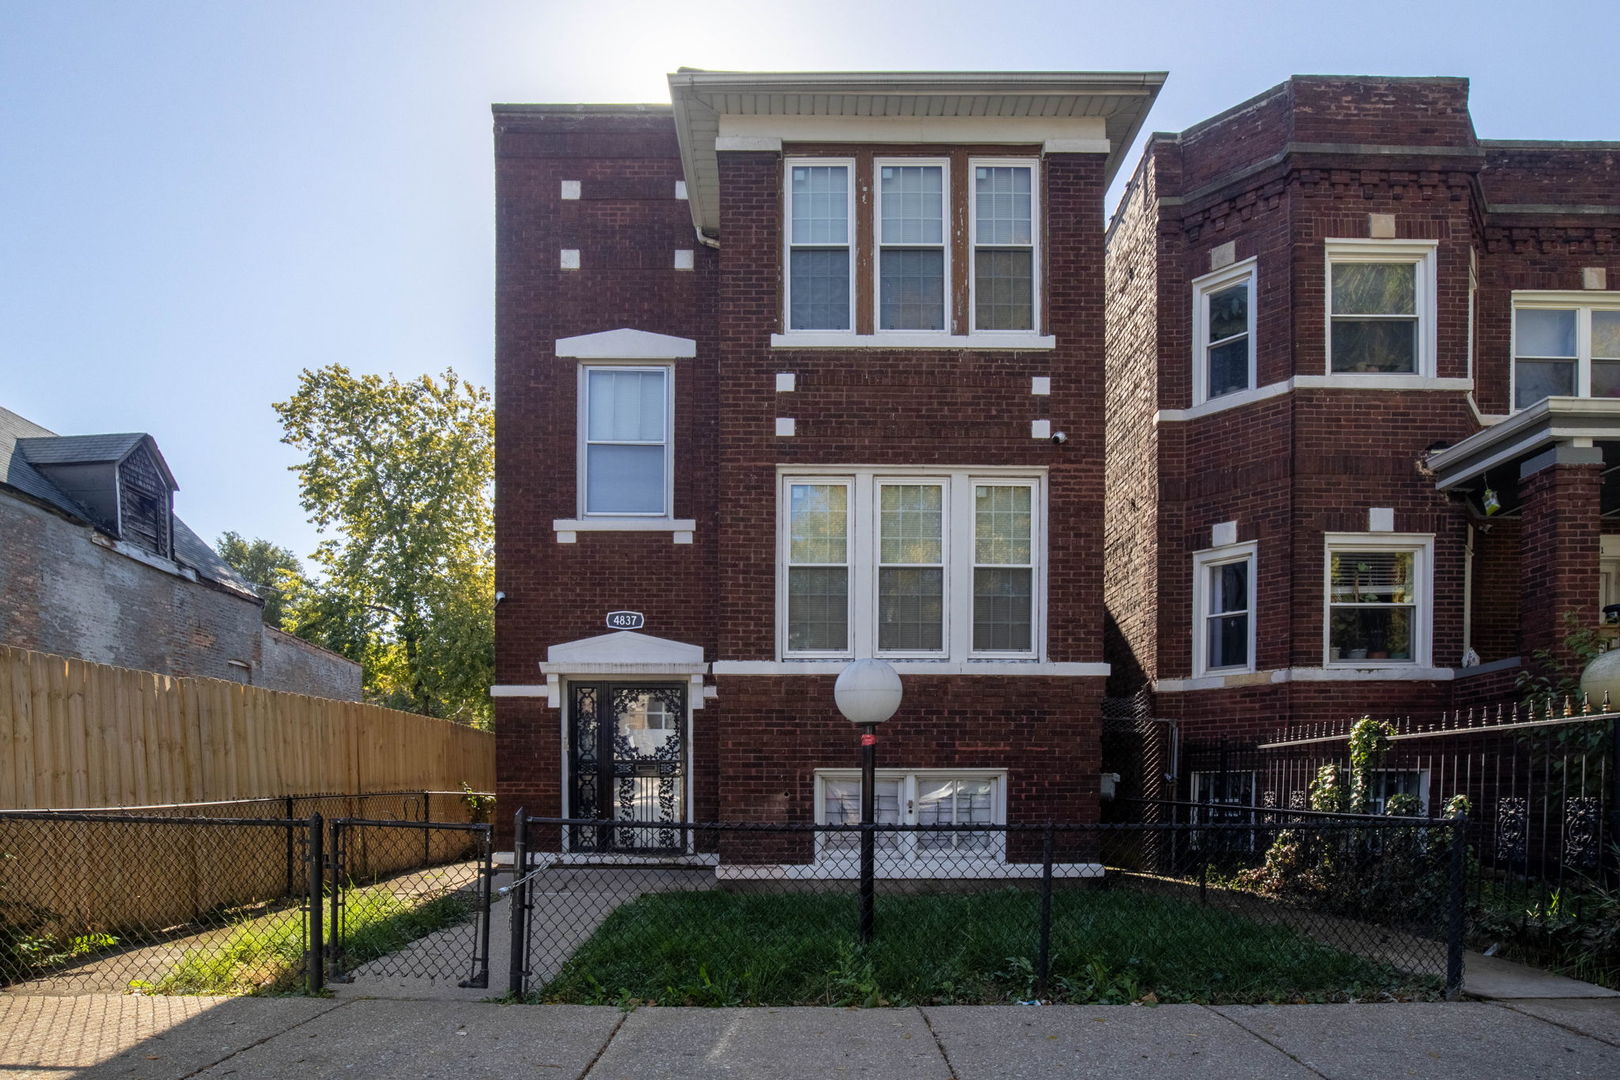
[3,0,1617,567]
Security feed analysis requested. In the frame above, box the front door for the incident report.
[567,683,687,852]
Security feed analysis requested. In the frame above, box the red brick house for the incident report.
[1103,75,1620,805]
[492,70,1165,867]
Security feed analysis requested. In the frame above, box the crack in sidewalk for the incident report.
[174,998,355,1079]
[1197,1004,1332,1079]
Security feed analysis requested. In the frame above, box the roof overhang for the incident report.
[668,69,1167,237]
[1428,397,1620,491]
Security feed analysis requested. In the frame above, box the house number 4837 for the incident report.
[605,611,645,630]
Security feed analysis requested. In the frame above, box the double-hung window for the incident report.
[1324,240,1437,375]
[877,161,948,330]
[1512,293,1620,409]
[816,768,1006,865]
[971,162,1037,332]
[1191,259,1256,402]
[1323,534,1432,667]
[780,470,1042,661]
[1192,542,1256,676]
[579,366,672,516]
[786,161,854,331]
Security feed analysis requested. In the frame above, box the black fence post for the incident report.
[1036,822,1054,999]
[460,825,494,989]
[507,808,529,998]
[1446,813,1468,1000]
[307,813,325,994]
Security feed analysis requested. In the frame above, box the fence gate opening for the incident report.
[327,819,494,989]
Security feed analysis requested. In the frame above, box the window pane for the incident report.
[1208,612,1248,669]
[1515,359,1576,409]
[789,484,847,564]
[1208,282,1248,342]
[1515,308,1577,357]
[789,249,851,330]
[587,370,665,441]
[1332,262,1415,315]
[1592,360,1620,399]
[878,567,943,651]
[974,249,1033,330]
[584,444,664,514]
[1208,338,1250,398]
[1595,311,1620,360]
[1212,561,1247,614]
[1330,606,1413,660]
[880,484,943,563]
[918,778,996,850]
[973,567,1032,652]
[1329,551,1414,604]
[974,485,1031,564]
[880,165,943,244]
[823,778,902,851]
[788,566,848,652]
[879,249,945,330]
[1331,319,1417,372]
[974,166,1031,246]
[791,165,849,245]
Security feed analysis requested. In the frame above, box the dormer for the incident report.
[17,432,178,559]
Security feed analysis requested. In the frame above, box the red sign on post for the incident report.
[860,733,876,746]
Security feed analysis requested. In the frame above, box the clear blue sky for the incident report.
[3,0,1616,566]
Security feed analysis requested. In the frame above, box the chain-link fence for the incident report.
[507,812,1466,1006]
[1,793,495,995]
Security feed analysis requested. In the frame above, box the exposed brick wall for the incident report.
[1518,462,1603,668]
[259,626,363,701]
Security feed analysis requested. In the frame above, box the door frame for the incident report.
[560,676,695,854]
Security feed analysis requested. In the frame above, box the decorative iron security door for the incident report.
[568,683,687,852]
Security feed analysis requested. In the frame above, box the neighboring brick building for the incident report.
[1102,75,1620,801]
[493,70,1165,868]
[0,405,362,700]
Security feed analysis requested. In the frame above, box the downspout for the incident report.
[693,225,719,250]
[1461,523,1475,666]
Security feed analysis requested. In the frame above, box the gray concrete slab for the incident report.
[1216,1001,1620,1079]
[0,993,339,1080]
[923,1004,1319,1080]
[188,1000,620,1079]
[586,1007,949,1080]
[1502,998,1620,1048]
[1464,952,1620,999]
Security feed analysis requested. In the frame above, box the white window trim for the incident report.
[782,157,856,333]
[967,157,1042,337]
[776,466,1046,663]
[1509,290,1620,412]
[1192,540,1258,677]
[874,157,951,335]
[1323,239,1438,378]
[576,361,675,521]
[813,767,1008,867]
[1191,258,1257,405]
[1322,532,1433,669]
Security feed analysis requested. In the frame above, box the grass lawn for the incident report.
[539,886,1440,1006]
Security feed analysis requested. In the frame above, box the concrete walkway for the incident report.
[5,995,1619,1080]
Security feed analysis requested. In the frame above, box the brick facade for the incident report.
[1103,75,1620,760]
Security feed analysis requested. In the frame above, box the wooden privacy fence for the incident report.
[0,645,495,810]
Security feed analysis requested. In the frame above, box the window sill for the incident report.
[770,331,1056,351]
[553,518,696,544]
[712,660,1109,676]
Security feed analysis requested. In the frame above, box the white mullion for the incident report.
[949,474,973,660]
[852,472,875,658]
[1579,308,1593,397]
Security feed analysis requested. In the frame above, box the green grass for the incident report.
[538,886,1439,1006]
[149,887,474,995]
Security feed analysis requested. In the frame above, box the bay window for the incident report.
[780,469,1043,661]
[1512,294,1620,409]
[1324,240,1436,375]
[1323,534,1432,667]
[1192,542,1256,676]
[1192,260,1256,403]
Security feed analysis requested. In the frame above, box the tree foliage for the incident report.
[215,532,307,626]
[274,365,493,726]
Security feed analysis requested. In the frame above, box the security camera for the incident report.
[495,591,507,605]
[1050,431,1068,445]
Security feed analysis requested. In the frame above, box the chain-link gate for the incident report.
[326,819,494,988]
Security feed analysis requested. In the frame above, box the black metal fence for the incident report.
[0,793,494,993]
[505,812,1466,1005]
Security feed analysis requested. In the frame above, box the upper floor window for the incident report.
[579,365,672,516]
[782,158,1040,341]
[1324,240,1437,376]
[779,469,1042,661]
[1191,259,1256,403]
[787,162,854,331]
[1512,293,1620,409]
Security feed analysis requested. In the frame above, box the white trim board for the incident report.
[713,660,1108,677]
[555,328,697,359]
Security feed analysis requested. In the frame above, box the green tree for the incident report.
[215,532,307,626]
[274,365,494,727]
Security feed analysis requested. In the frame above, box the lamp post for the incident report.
[1578,649,1620,876]
[834,659,902,945]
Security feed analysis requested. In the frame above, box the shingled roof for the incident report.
[0,405,256,596]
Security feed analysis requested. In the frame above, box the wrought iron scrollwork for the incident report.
[1564,796,1601,869]
[1496,796,1528,864]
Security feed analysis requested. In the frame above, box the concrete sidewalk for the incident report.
[4,995,1619,1080]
